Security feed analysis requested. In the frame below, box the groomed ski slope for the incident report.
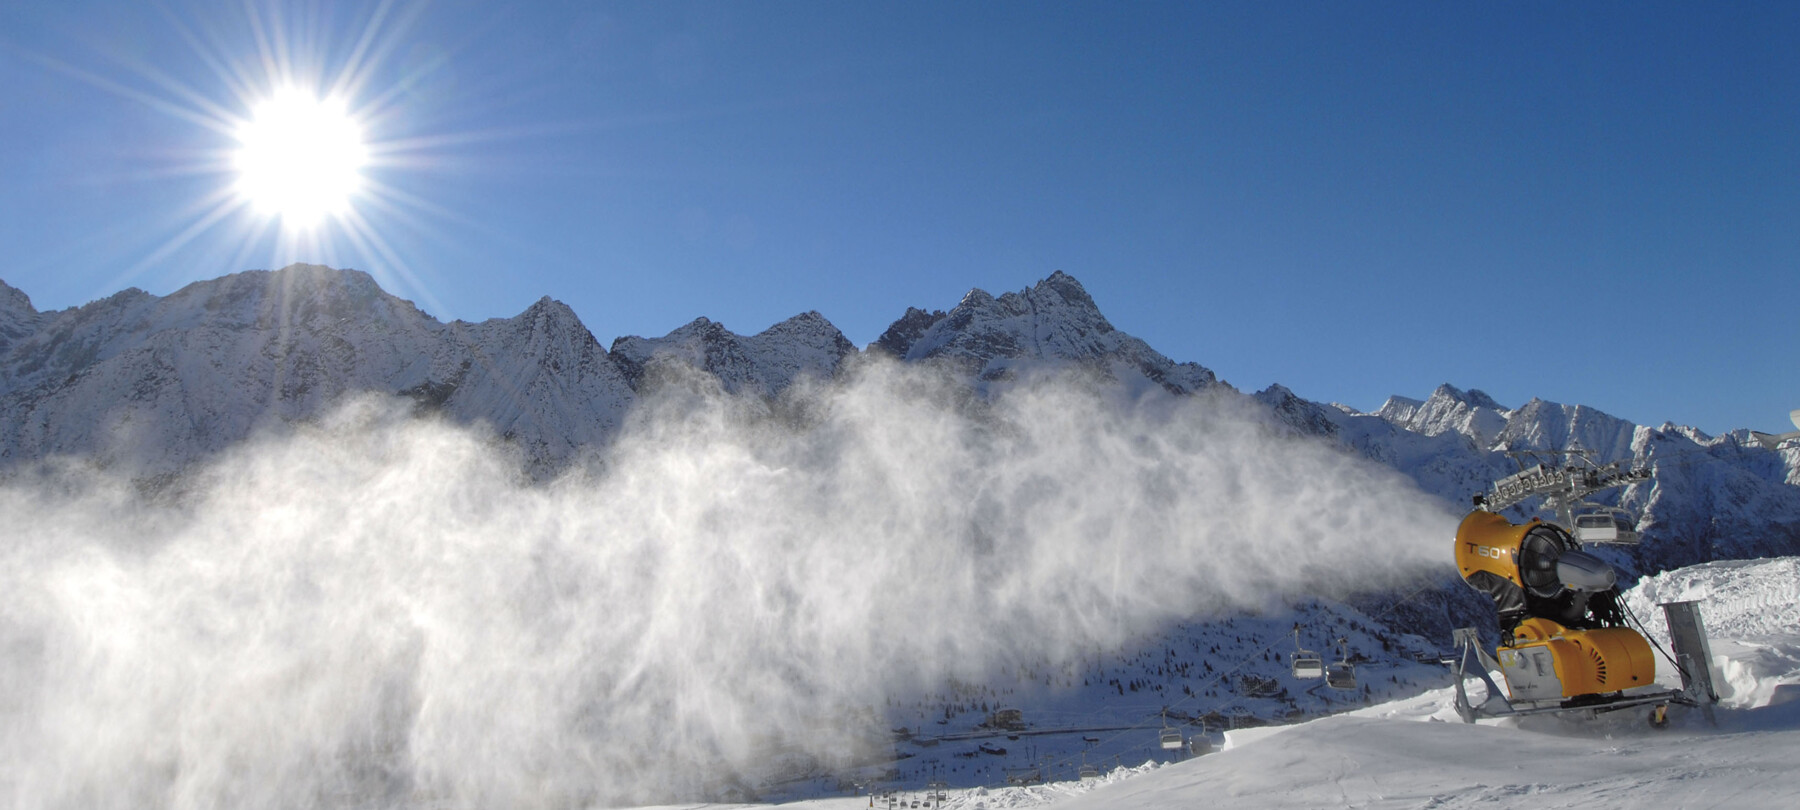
[688,556,1800,810]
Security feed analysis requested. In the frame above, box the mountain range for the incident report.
[1,263,1796,572]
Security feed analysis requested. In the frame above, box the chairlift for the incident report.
[1289,625,1324,680]
[1325,638,1357,691]
[1158,710,1184,750]
[1079,755,1099,780]
[1573,506,1639,544]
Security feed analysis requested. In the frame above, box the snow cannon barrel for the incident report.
[1455,510,1528,588]
[1456,511,1534,625]
[1456,510,1614,632]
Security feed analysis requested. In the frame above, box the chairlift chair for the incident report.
[1573,506,1639,544]
[1325,638,1357,691]
[1158,710,1184,750]
[1289,626,1325,680]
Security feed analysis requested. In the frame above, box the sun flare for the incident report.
[233,87,368,229]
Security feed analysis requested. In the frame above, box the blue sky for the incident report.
[1,1,1795,435]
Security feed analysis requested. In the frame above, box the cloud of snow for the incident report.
[0,358,1457,808]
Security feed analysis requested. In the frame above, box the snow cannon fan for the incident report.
[1454,510,1657,704]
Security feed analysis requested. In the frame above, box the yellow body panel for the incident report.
[1454,510,1533,587]
[1503,617,1657,698]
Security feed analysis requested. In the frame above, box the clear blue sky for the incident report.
[2,1,1795,435]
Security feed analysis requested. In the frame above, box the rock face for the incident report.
[0,280,49,357]
[0,263,1795,570]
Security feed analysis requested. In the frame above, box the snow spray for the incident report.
[0,358,1457,807]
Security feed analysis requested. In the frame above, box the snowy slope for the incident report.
[749,556,1800,810]
[1053,707,1799,810]
[1042,554,1800,810]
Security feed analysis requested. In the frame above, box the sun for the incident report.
[232,87,369,229]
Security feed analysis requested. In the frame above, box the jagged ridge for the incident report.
[0,263,1794,569]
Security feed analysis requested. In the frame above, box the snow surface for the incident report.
[694,557,1800,810]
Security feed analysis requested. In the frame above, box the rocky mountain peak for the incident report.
[609,311,852,397]
[1493,398,1638,461]
[1374,382,1512,449]
[760,311,855,351]
[0,278,36,315]
[0,279,48,358]
[956,288,997,311]
[1022,269,1101,314]
[1374,395,1425,422]
[1255,384,1340,438]
[869,306,947,358]
[892,273,1119,363]
[516,295,588,333]
[1427,383,1506,412]
[878,271,1211,393]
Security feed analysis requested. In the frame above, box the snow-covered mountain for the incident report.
[4,263,1799,807]
[1374,383,1509,448]
[610,311,855,397]
[1322,383,1800,570]
[870,270,1216,395]
[1,263,1795,567]
[0,265,636,475]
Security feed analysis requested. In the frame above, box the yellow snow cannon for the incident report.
[1447,509,1708,724]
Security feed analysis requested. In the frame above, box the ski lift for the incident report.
[1325,638,1357,691]
[1289,625,1324,680]
[1573,506,1639,544]
[1158,710,1183,750]
[1078,756,1099,780]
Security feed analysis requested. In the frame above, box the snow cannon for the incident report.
[1447,509,1718,725]
[1454,511,1653,702]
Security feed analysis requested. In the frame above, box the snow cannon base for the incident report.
[1497,618,1657,701]
[1449,600,1719,726]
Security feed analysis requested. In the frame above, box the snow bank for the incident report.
[1624,557,1800,708]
